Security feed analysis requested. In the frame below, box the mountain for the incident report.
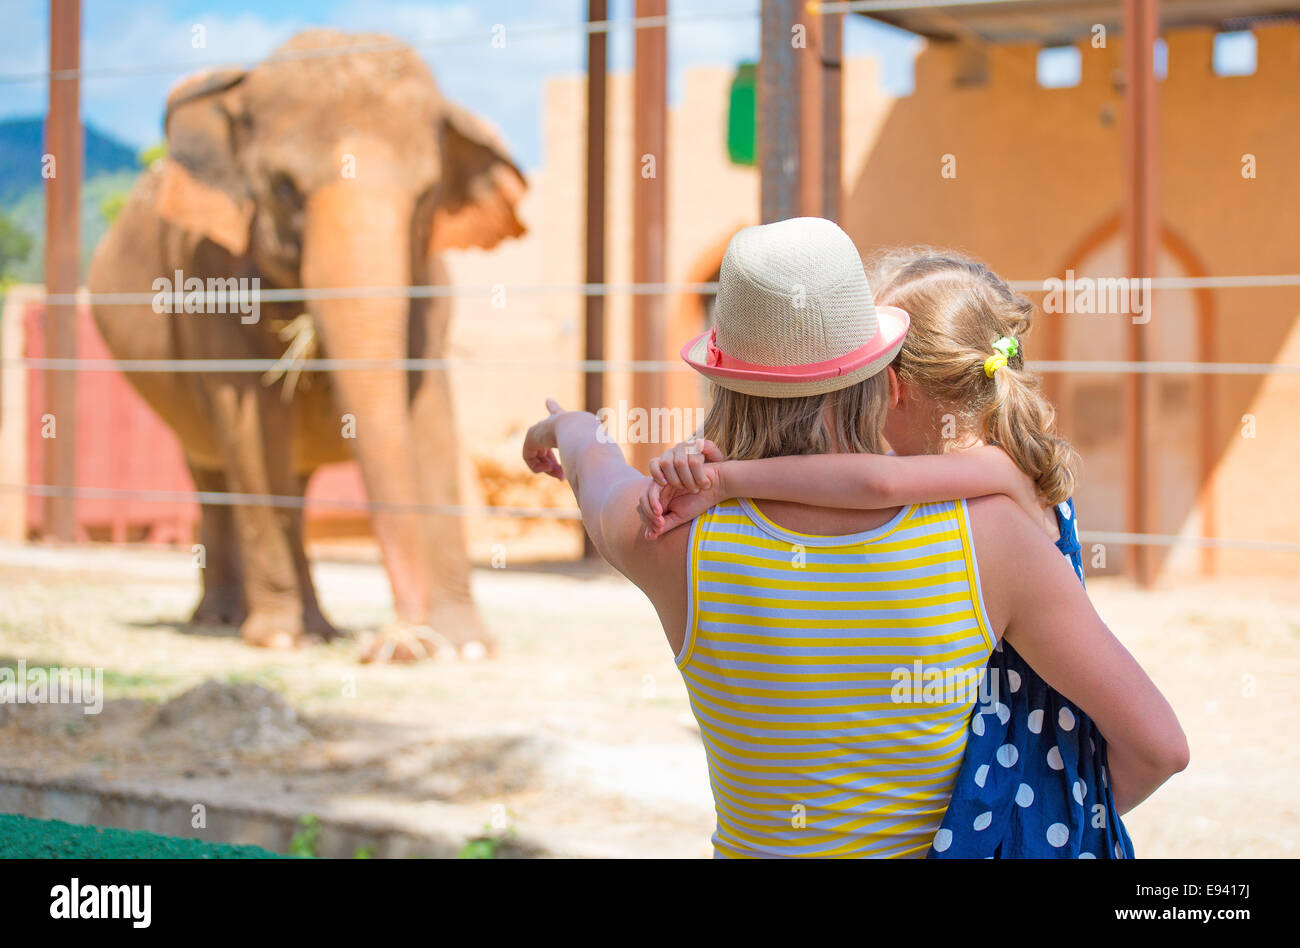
[0,117,145,284]
[0,117,140,206]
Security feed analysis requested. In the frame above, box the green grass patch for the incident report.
[0,812,282,859]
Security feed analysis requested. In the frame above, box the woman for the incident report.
[524,218,1186,857]
[641,249,1143,857]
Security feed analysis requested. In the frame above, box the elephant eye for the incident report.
[269,173,301,208]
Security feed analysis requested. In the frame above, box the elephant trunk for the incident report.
[300,176,431,624]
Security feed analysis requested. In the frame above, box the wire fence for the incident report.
[21,272,1300,307]
[9,273,1300,550]
[8,357,1300,377]
[10,483,1300,554]
[10,271,1300,378]
[10,483,577,521]
[9,2,1299,557]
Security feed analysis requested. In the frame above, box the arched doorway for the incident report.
[1048,219,1216,581]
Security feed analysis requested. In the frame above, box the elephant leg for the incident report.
[409,362,492,654]
[208,379,337,648]
[187,464,247,627]
[295,472,336,640]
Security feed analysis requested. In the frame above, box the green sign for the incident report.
[727,62,757,167]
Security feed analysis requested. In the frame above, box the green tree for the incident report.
[100,190,128,225]
[138,141,166,167]
[0,210,34,288]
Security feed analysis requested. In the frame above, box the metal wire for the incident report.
[10,483,579,521]
[14,272,1300,308]
[1078,531,1300,555]
[8,483,1300,553]
[1007,275,1300,292]
[7,356,1300,376]
[30,282,722,306]
[1028,360,1300,377]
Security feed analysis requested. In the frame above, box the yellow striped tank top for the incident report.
[678,498,996,858]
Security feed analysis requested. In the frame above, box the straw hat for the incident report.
[681,217,909,398]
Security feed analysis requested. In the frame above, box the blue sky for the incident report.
[0,0,922,170]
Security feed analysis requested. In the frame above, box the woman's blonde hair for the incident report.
[866,247,1080,505]
[698,372,891,461]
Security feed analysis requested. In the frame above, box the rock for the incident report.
[146,680,312,753]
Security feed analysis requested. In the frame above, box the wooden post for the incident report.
[583,0,608,558]
[761,0,834,223]
[1122,0,1159,587]
[631,0,667,474]
[44,0,81,543]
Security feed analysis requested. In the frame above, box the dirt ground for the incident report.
[0,540,1295,858]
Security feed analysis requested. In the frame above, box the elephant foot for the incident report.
[301,608,343,644]
[189,590,248,628]
[358,624,458,664]
[429,601,496,660]
[239,608,335,650]
[357,604,494,664]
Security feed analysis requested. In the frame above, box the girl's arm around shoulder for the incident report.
[639,441,1042,540]
[718,444,1041,515]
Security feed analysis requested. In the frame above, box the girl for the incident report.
[640,248,1141,857]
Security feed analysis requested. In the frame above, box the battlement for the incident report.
[913,21,1299,96]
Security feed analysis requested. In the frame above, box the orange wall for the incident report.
[838,24,1300,580]
[447,24,1299,580]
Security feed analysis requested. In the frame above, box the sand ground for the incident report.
[0,541,1294,858]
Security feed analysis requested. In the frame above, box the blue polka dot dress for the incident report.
[928,498,1135,859]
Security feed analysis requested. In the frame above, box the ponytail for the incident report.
[983,364,1079,505]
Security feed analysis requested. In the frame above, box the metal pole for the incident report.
[760,0,799,223]
[44,0,81,543]
[821,10,843,223]
[1122,0,1159,587]
[797,9,823,218]
[761,0,832,223]
[583,0,608,559]
[631,0,667,474]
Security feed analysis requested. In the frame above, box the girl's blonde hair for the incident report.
[698,372,891,461]
[866,247,1080,505]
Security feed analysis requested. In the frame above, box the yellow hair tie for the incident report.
[984,354,1008,378]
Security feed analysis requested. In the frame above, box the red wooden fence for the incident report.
[22,302,368,544]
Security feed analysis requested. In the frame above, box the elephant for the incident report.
[87,30,527,659]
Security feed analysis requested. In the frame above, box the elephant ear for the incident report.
[156,68,254,257]
[430,102,527,253]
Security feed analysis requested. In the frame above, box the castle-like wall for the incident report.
[444,23,1300,580]
[839,23,1300,580]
